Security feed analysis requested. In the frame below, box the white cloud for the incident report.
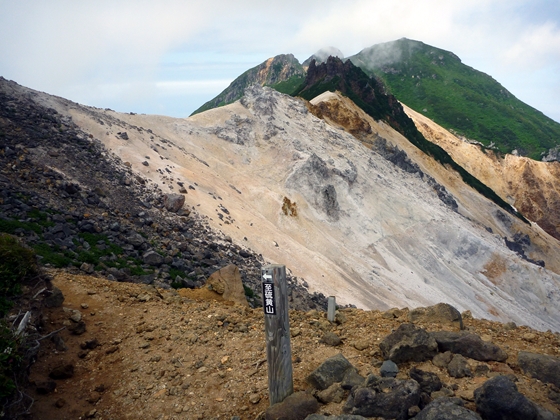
[0,0,559,120]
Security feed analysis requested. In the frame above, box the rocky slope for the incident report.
[191,54,305,115]
[403,103,560,242]
[2,76,559,332]
[0,76,325,311]
[16,270,560,419]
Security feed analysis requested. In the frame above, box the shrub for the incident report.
[0,234,38,316]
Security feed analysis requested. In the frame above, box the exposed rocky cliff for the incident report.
[191,54,305,115]
[404,104,560,242]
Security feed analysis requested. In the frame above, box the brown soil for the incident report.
[26,270,560,419]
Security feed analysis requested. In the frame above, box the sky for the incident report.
[1,0,559,122]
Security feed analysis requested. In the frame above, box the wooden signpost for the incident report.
[261,264,293,405]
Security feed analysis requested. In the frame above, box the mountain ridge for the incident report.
[193,38,560,160]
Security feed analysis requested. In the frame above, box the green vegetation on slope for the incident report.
[349,38,560,160]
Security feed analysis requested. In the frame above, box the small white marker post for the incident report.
[327,296,336,322]
[261,264,293,405]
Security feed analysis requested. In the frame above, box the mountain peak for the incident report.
[302,46,345,68]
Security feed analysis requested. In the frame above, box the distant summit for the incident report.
[191,54,304,115]
[348,38,560,160]
[302,46,344,68]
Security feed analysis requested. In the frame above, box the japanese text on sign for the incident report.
[262,282,276,315]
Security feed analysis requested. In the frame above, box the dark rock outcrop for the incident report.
[306,353,353,390]
[265,391,319,420]
[430,331,508,362]
[343,376,421,420]
[518,351,560,388]
[379,323,438,363]
[416,397,482,420]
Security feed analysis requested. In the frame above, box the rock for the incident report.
[249,393,261,404]
[408,303,464,330]
[126,232,146,248]
[80,338,99,350]
[433,351,454,368]
[69,320,86,335]
[415,397,482,420]
[163,193,185,213]
[341,368,365,390]
[379,323,438,363]
[430,331,508,362]
[307,353,354,390]
[344,378,421,420]
[44,286,64,307]
[206,264,249,307]
[316,382,346,404]
[49,364,74,380]
[142,250,164,266]
[69,309,82,323]
[35,380,57,394]
[474,375,538,420]
[352,340,369,351]
[265,391,319,420]
[380,360,398,378]
[51,334,68,352]
[447,354,473,378]
[321,331,342,346]
[80,262,95,274]
[409,367,443,393]
[518,351,560,388]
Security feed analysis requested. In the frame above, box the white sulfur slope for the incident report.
[34,84,560,332]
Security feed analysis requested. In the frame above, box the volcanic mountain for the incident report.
[2,68,560,332]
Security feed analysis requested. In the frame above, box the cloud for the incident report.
[502,22,560,70]
[0,0,558,120]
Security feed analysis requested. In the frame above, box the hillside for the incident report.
[17,270,560,419]
[348,38,560,160]
[2,75,560,419]
[403,103,560,242]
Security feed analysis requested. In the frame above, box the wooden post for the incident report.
[327,296,336,322]
[262,264,293,405]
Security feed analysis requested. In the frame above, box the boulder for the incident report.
[344,378,421,420]
[518,351,560,388]
[474,375,537,420]
[316,383,346,404]
[415,397,482,420]
[265,391,319,420]
[379,323,438,363]
[321,331,342,346]
[307,353,354,390]
[206,264,248,307]
[44,286,64,307]
[142,250,164,266]
[49,364,74,380]
[409,367,443,394]
[341,368,365,390]
[447,354,472,378]
[409,303,464,330]
[380,360,398,377]
[430,331,507,362]
[163,193,185,213]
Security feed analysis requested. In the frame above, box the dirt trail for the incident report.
[27,270,560,419]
